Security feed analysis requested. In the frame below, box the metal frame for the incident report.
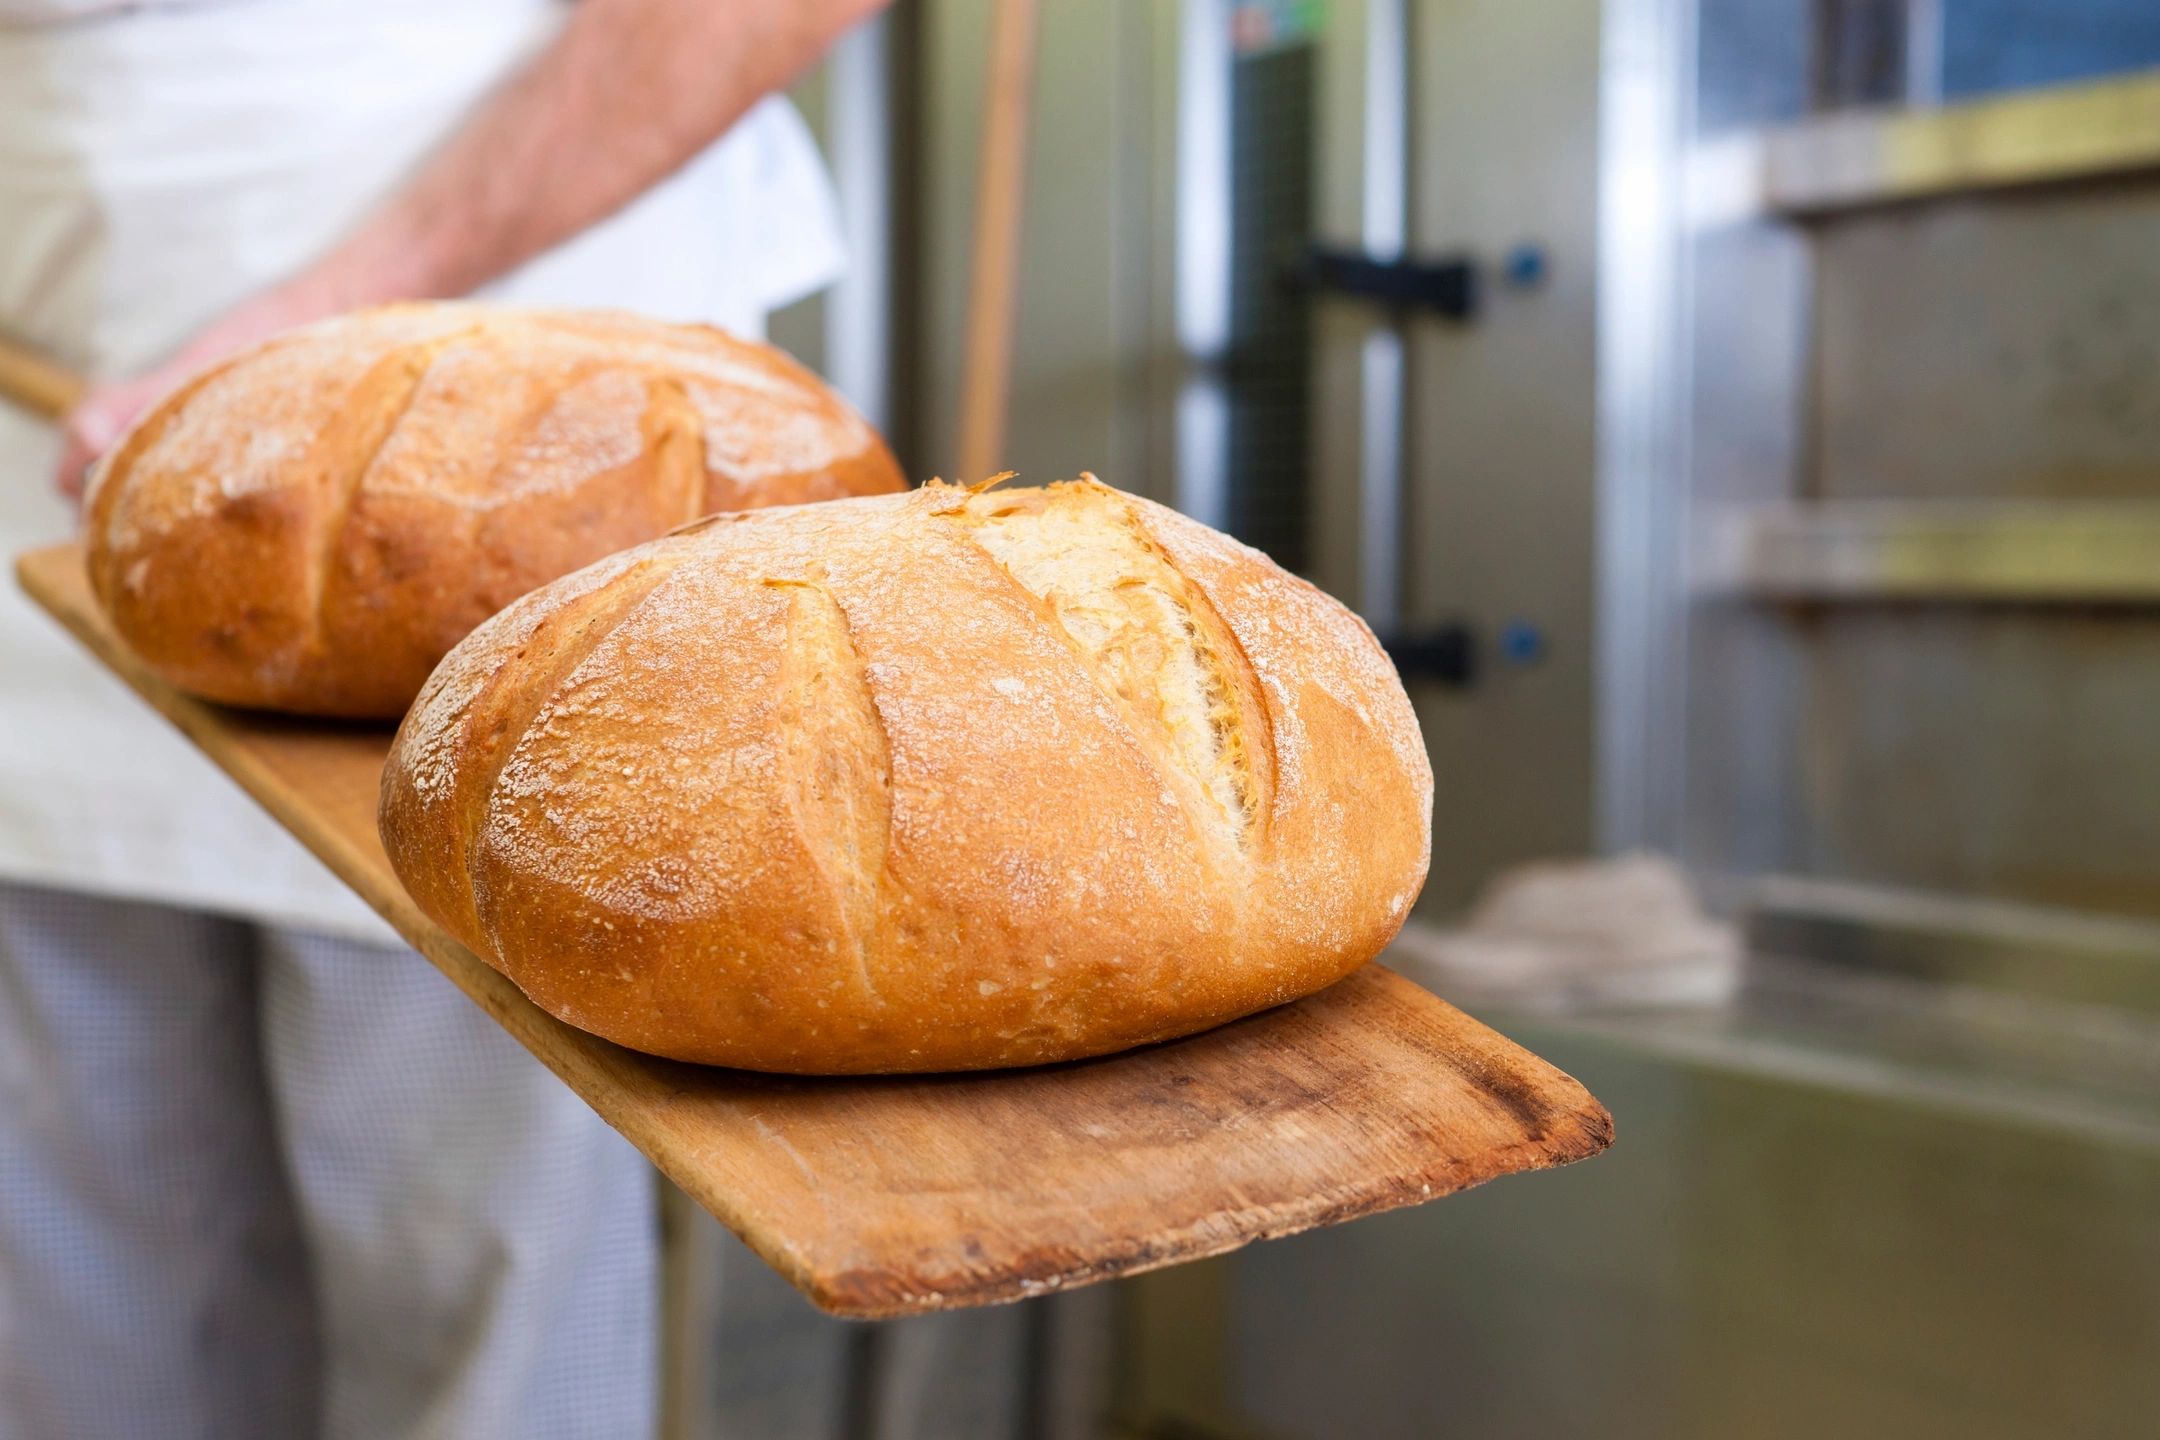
[1709,500,2160,604]
[1764,65,2160,217]
[1304,0,1405,620]
[1173,0,1233,532]
[1902,0,1944,108]
[1593,0,1696,855]
[1745,873,2160,1016]
[823,14,898,436]
[1353,0,1408,630]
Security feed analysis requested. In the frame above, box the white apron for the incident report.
[0,0,847,936]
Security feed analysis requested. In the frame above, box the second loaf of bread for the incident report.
[380,477,1432,1073]
[85,303,904,717]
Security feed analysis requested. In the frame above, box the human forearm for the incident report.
[56,0,883,495]
[286,0,887,310]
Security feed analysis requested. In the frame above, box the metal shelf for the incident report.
[1762,69,2160,218]
[1709,500,2160,604]
[1390,882,2160,1151]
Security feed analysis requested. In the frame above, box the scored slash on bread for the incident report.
[380,477,1433,1074]
[84,303,904,717]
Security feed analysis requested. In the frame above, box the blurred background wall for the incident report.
[706,3,2160,1436]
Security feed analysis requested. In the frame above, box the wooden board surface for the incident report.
[16,542,1612,1317]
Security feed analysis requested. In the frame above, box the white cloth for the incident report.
[0,0,847,934]
[0,0,222,24]
[0,879,658,1440]
[1387,852,1742,1011]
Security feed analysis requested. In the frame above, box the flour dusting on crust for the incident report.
[379,478,1432,1073]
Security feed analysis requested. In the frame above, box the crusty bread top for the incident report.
[83,303,903,716]
[380,477,1433,1073]
[86,303,890,547]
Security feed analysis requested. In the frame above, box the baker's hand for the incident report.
[53,279,346,504]
[55,368,189,502]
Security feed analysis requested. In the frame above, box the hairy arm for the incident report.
[60,0,886,492]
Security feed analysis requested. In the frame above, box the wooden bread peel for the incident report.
[14,541,1611,1316]
[0,330,86,421]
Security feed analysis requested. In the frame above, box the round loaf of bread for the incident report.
[379,478,1432,1073]
[84,303,904,717]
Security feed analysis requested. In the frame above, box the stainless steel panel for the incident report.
[670,1205,1034,1440]
[1694,0,1809,136]
[772,17,902,440]
[1764,67,2160,216]
[1814,185,2160,503]
[1405,0,1603,910]
[1905,0,1945,107]
[1219,29,1321,570]
[1792,608,2160,919]
[1172,0,1233,530]
[825,16,900,436]
[1216,1000,2160,1439]
[1099,5,2160,1436]
[1308,0,1405,617]
[1594,0,1693,855]
[1670,148,1817,883]
[1672,44,2160,910]
[915,0,1169,498]
[1745,873,2160,1016]
[1714,499,2160,601]
[767,57,834,377]
[1227,1044,1704,1440]
[1675,226,1814,884]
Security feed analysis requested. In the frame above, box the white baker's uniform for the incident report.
[0,0,845,931]
[0,2,847,1436]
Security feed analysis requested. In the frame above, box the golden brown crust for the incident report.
[85,303,905,717]
[379,478,1433,1074]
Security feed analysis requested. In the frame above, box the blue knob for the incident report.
[1502,244,1548,290]
[1498,619,1546,665]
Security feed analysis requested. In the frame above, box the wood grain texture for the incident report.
[0,330,85,421]
[16,541,1612,1317]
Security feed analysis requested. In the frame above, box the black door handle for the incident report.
[1284,246,1478,321]
[1375,624,1476,688]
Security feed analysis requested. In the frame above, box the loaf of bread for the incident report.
[84,303,904,717]
[380,477,1432,1073]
